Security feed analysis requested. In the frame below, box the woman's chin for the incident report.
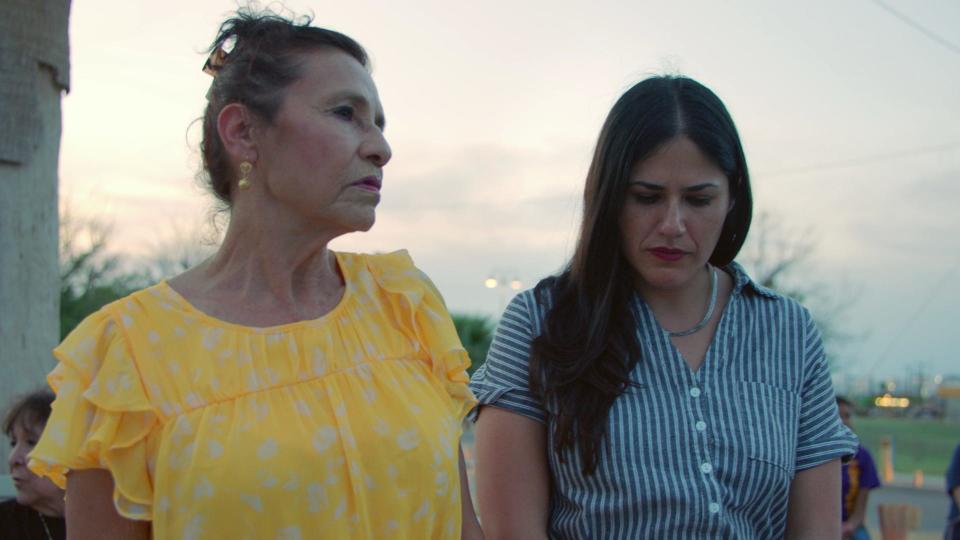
[15,489,37,507]
[355,215,376,232]
[634,268,698,292]
[345,211,376,233]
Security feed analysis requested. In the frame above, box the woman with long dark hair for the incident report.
[470,75,856,538]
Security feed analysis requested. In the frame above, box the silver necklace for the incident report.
[667,266,718,338]
[38,512,53,540]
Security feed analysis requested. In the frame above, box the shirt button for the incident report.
[709,502,721,514]
[700,462,713,474]
[695,421,707,432]
[689,387,701,398]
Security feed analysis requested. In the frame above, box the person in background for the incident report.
[946,442,960,540]
[27,7,480,540]
[469,75,857,539]
[837,396,881,540]
[1,389,65,539]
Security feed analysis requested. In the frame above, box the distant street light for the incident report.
[483,274,523,314]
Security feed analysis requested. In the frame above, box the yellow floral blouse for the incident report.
[29,250,476,539]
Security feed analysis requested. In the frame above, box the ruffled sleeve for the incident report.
[29,307,159,521]
[364,250,478,423]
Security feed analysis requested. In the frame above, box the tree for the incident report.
[451,314,494,375]
[57,214,221,338]
[0,0,71,405]
[58,210,143,338]
[739,212,858,356]
[140,220,218,283]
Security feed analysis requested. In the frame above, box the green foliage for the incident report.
[452,314,494,375]
[59,214,144,339]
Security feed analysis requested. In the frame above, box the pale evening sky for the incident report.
[60,1,960,383]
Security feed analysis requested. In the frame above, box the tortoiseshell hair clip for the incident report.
[202,35,237,76]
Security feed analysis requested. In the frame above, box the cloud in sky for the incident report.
[60,0,960,379]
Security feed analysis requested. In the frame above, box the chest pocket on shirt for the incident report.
[742,381,799,471]
[727,381,799,510]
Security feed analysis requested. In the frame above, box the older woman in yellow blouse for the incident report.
[29,9,481,540]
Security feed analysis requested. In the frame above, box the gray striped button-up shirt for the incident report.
[469,262,857,539]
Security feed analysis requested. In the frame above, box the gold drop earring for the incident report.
[238,161,253,190]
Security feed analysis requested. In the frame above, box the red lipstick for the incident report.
[649,247,686,262]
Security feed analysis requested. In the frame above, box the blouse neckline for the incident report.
[157,251,354,334]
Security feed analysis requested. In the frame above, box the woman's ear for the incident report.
[217,103,259,163]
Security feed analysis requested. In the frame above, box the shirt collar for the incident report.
[725,261,779,300]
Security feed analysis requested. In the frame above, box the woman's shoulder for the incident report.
[64,282,193,344]
[488,279,560,340]
[339,250,447,304]
[341,249,414,267]
[0,498,27,528]
[75,281,175,320]
[726,262,811,312]
[57,284,165,345]
[0,498,56,538]
[0,497,24,517]
[724,262,821,349]
[340,249,418,283]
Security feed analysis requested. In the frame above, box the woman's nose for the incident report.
[9,443,26,468]
[362,129,392,168]
[658,200,686,237]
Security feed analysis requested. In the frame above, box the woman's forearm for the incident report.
[459,444,484,540]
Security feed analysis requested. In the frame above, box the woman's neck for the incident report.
[638,265,715,333]
[170,207,346,326]
[32,496,65,519]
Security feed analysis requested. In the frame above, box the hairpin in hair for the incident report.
[202,47,227,76]
[202,34,238,77]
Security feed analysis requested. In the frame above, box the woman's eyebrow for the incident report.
[628,180,720,191]
[684,182,720,192]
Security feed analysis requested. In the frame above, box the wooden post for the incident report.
[879,436,894,483]
[877,504,920,540]
[913,469,924,488]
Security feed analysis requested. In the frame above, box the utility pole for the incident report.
[0,0,71,406]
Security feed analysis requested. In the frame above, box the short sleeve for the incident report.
[365,250,477,423]
[28,307,159,521]
[468,290,546,425]
[858,447,882,490]
[794,309,858,471]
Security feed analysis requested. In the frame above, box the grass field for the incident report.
[851,416,960,476]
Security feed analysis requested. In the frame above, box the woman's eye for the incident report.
[687,196,712,207]
[632,193,659,204]
[332,106,355,120]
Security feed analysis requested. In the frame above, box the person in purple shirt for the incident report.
[838,396,881,540]
[946,443,960,540]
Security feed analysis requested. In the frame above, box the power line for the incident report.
[871,0,960,55]
[758,141,960,178]
[866,256,960,374]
